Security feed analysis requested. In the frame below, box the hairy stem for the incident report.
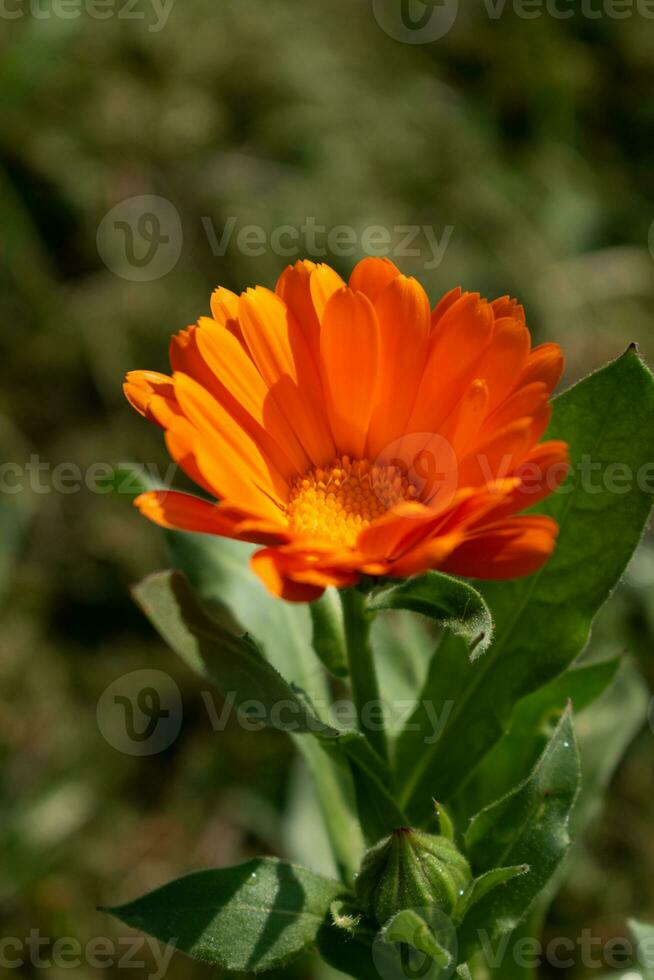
[339,587,389,766]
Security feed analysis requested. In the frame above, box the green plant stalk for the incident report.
[339,588,389,767]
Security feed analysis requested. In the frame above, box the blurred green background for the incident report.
[1,1,654,977]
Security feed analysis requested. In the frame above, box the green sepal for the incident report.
[435,800,455,841]
[381,909,453,968]
[453,865,529,922]
[368,571,493,660]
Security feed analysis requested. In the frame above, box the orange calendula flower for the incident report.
[125,258,568,602]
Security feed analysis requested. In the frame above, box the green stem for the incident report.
[339,587,389,766]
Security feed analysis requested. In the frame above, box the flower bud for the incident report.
[355,827,471,926]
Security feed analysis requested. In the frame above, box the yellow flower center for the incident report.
[286,456,416,548]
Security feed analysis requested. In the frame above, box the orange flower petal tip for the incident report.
[124,258,568,601]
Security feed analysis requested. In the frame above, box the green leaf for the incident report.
[453,656,621,822]
[113,504,363,880]
[629,920,654,980]
[133,569,405,845]
[368,571,493,659]
[371,609,437,741]
[166,532,366,880]
[459,709,580,959]
[132,570,333,736]
[478,660,647,979]
[103,858,342,973]
[397,348,654,822]
[167,533,323,703]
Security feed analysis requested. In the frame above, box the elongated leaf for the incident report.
[397,348,654,821]
[481,659,647,979]
[368,572,493,659]
[133,570,405,842]
[453,656,620,821]
[459,710,580,960]
[169,531,366,880]
[104,858,341,973]
[133,571,334,735]
[167,533,323,703]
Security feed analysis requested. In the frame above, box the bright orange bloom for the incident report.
[125,258,568,602]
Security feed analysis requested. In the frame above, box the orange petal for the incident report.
[250,548,327,602]
[518,343,564,393]
[195,317,309,476]
[173,372,289,516]
[366,275,431,458]
[321,287,379,458]
[170,326,228,402]
[441,515,558,579]
[135,492,294,545]
[124,371,177,426]
[239,287,336,465]
[210,286,243,344]
[480,440,569,520]
[437,378,490,463]
[158,416,214,498]
[478,316,530,411]
[135,490,242,537]
[384,531,464,579]
[407,294,493,437]
[479,382,549,441]
[356,501,436,562]
[275,260,320,366]
[457,418,534,488]
[491,295,526,324]
[431,286,462,329]
[309,263,346,322]
[348,256,401,303]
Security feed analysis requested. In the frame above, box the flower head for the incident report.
[125,258,568,601]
